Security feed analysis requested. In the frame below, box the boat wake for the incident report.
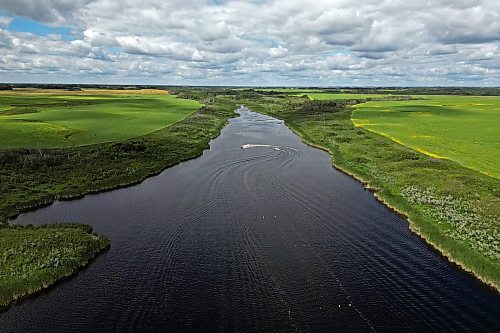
[240,144,296,152]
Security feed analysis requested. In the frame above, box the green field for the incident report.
[306,93,389,100]
[0,224,109,307]
[0,91,201,149]
[352,96,500,179]
[253,88,323,94]
[250,90,389,100]
[0,93,239,223]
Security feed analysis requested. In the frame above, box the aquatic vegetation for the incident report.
[0,224,109,308]
[1,88,498,301]
[402,186,499,261]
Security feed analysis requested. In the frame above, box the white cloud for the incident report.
[0,0,91,25]
[0,0,498,85]
[0,16,12,27]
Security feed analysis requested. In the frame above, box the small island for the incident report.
[0,223,110,308]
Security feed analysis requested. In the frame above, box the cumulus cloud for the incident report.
[0,0,498,85]
[0,0,91,25]
[0,15,12,27]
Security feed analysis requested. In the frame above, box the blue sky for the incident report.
[0,0,499,86]
[3,14,73,40]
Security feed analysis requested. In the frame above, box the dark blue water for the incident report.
[1,107,499,332]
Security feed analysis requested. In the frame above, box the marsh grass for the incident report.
[0,223,109,308]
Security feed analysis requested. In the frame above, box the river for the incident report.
[1,107,499,332]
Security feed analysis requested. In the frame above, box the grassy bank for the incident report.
[244,96,499,291]
[0,96,238,223]
[0,224,109,308]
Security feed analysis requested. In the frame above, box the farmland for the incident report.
[0,86,499,310]
[253,88,323,94]
[0,91,238,223]
[351,96,500,179]
[0,90,201,149]
[306,93,388,100]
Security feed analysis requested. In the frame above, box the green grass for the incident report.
[253,88,323,93]
[352,96,500,179]
[306,93,389,100]
[0,224,109,308]
[0,92,201,149]
[0,95,238,223]
[248,90,389,100]
[245,95,499,291]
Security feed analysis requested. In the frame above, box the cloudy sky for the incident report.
[0,0,499,86]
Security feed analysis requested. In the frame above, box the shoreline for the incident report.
[0,224,110,309]
[6,143,226,224]
[250,104,499,293]
[2,102,238,225]
[1,241,110,311]
[298,131,498,291]
[2,97,498,310]
[1,100,238,309]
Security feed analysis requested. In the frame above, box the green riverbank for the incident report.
[0,97,238,223]
[0,93,239,308]
[244,96,499,291]
[0,224,109,308]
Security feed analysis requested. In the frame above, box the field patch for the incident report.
[352,96,500,178]
[0,91,201,149]
[306,93,389,100]
[253,88,323,94]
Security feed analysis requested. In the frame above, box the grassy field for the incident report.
[0,224,109,308]
[351,96,500,179]
[245,95,499,291]
[0,90,201,149]
[253,88,323,94]
[249,90,389,100]
[306,93,389,100]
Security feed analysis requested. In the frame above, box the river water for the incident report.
[1,107,499,332]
